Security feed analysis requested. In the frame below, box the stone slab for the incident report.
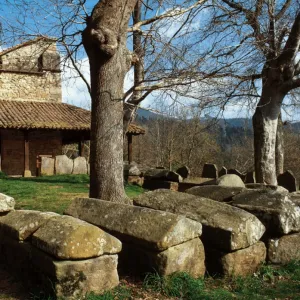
[72,157,88,175]
[0,210,58,240]
[32,215,121,259]
[202,163,218,179]
[232,189,300,236]
[216,174,245,188]
[0,193,15,213]
[133,190,265,251]
[55,155,73,175]
[176,166,190,179]
[277,170,297,192]
[268,233,300,264]
[218,166,227,177]
[143,179,178,191]
[119,238,205,278]
[40,157,54,176]
[0,237,119,299]
[185,186,244,202]
[245,183,288,194]
[65,198,202,251]
[206,241,266,276]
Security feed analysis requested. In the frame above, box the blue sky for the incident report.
[1,0,300,122]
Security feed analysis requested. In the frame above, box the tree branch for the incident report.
[275,0,292,21]
[128,0,205,32]
[278,12,300,65]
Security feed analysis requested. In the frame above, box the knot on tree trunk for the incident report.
[89,27,118,57]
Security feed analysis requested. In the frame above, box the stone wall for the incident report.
[0,39,61,103]
[1,129,62,176]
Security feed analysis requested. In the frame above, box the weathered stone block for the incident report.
[218,166,227,177]
[245,171,255,184]
[232,189,300,236]
[202,163,218,179]
[133,190,265,251]
[277,170,297,192]
[216,174,245,188]
[268,233,300,264]
[186,185,244,202]
[245,183,288,194]
[176,166,190,179]
[40,157,54,176]
[120,238,205,278]
[0,210,58,240]
[0,193,15,213]
[143,179,178,191]
[227,169,245,181]
[206,242,266,276]
[55,155,73,175]
[0,236,119,299]
[72,157,88,175]
[144,169,182,182]
[65,198,202,251]
[32,215,121,259]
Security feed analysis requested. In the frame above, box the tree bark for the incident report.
[276,113,284,176]
[253,86,285,185]
[123,0,144,135]
[82,0,137,202]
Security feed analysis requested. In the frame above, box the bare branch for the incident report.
[278,12,300,65]
[128,0,206,32]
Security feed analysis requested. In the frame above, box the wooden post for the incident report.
[79,136,84,157]
[0,133,2,172]
[24,131,31,177]
[128,134,133,164]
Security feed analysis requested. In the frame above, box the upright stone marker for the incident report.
[55,155,73,175]
[228,169,245,181]
[277,170,297,192]
[216,174,245,188]
[245,171,256,184]
[218,166,227,177]
[202,163,218,179]
[73,157,88,174]
[176,166,190,179]
[40,157,55,176]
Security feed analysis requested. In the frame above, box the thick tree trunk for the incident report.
[83,0,137,202]
[276,113,284,176]
[253,87,285,185]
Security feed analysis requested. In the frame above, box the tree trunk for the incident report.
[83,0,137,202]
[123,0,144,135]
[276,113,284,176]
[253,87,285,185]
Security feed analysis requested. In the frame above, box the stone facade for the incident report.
[0,38,61,103]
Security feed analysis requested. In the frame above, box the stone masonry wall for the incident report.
[1,129,62,176]
[0,39,62,103]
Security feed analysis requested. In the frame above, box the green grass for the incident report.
[88,262,300,300]
[0,174,144,214]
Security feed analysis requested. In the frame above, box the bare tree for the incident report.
[196,0,300,185]
[1,0,210,202]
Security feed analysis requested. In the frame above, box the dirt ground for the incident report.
[0,264,29,299]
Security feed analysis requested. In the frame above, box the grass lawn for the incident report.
[0,174,299,299]
[0,174,144,214]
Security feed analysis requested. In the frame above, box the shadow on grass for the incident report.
[4,174,90,185]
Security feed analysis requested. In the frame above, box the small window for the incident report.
[38,54,43,72]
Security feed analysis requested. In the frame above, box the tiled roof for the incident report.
[0,36,56,57]
[0,100,145,134]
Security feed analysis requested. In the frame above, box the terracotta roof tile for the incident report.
[0,100,145,134]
